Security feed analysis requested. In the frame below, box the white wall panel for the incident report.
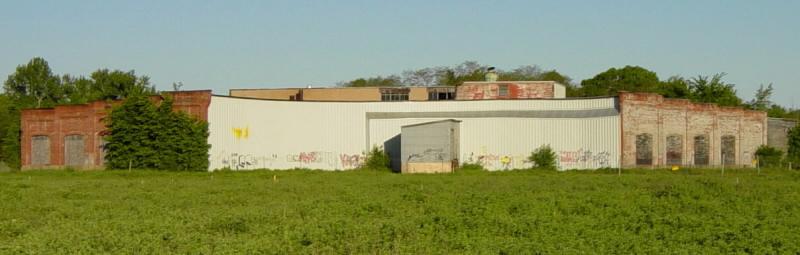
[208,96,620,171]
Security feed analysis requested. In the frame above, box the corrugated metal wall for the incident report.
[208,96,620,171]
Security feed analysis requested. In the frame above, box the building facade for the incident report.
[20,91,211,170]
[229,81,565,102]
[19,82,775,171]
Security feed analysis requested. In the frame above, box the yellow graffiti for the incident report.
[232,127,249,139]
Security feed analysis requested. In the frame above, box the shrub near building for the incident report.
[104,93,209,171]
[788,125,800,169]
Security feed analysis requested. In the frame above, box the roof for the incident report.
[401,119,462,128]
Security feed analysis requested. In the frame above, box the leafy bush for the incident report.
[105,93,210,171]
[363,146,391,171]
[788,125,800,169]
[458,163,485,171]
[755,145,783,168]
[528,144,557,170]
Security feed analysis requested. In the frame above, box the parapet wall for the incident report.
[619,92,767,168]
[456,81,564,100]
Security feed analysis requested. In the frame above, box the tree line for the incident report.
[0,57,207,170]
[1,58,799,170]
[340,61,800,119]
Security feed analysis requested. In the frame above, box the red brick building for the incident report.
[619,92,767,167]
[20,91,211,170]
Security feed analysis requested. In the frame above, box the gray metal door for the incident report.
[31,136,50,165]
[65,135,85,167]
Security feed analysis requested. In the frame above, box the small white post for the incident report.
[721,154,725,177]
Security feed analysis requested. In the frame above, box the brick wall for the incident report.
[455,81,557,100]
[619,92,767,168]
[20,90,211,170]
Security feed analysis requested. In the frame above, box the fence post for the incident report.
[721,154,725,177]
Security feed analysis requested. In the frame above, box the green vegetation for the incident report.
[362,146,391,171]
[755,145,784,167]
[0,57,156,170]
[1,169,799,253]
[528,144,557,170]
[105,94,209,171]
[341,61,800,118]
[788,125,800,168]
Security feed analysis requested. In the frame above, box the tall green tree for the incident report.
[0,95,17,167]
[61,75,95,104]
[340,75,402,87]
[104,92,209,171]
[688,73,742,107]
[154,95,210,171]
[579,66,661,96]
[659,76,691,99]
[90,69,156,100]
[3,57,65,108]
[788,125,800,168]
[104,92,161,169]
[746,83,774,111]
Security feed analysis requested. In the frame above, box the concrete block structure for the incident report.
[400,120,461,173]
[767,118,798,152]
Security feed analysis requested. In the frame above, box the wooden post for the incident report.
[128,160,132,172]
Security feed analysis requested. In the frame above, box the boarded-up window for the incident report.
[721,135,736,165]
[666,135,683,165]
[65,135,86,167]
[498,85,509,97]
[636,133,653,165]
[31,136,50,165]
[694,135,709,166]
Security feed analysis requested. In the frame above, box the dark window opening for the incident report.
[721,135,736,165]
[666,134,683,165]
[427,87,455,101]
[381,88,410,101]
[636,133,653,165]
[498,85,509,97]
[694,135,709,165]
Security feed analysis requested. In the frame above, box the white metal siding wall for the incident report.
[208,96,620,171]
[553,83,567,98]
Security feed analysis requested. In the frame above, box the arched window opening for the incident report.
[636,133,653,166]
[721,135,736,166]
[693,135,709,166]
[666,135,683,165]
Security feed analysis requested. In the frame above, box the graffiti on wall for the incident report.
[559,149,611,168]
[287,151,365,168]
[464,152,528,170]
[232,127,249,140]
[216,151,365,170]
[408,148,447,162]
[218,152,278,169]
[340,154,365,168]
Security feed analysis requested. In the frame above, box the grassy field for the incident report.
[1,168,799,254]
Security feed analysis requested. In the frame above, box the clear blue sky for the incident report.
[2,0,798,106]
